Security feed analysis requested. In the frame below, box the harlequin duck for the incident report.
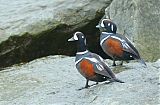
[96,19,146,66]
[68,32,124,90]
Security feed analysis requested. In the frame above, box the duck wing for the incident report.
[89,53,116,79]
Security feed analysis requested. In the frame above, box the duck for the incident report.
[68,31,124,90]
[96,19,146,66]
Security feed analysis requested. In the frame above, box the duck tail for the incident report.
[138,58,147,67]
[114,78,125,83]
[110,78,125,83]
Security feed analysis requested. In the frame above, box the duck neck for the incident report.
[76,39,87,53]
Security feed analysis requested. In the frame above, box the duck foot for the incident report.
[77,86,89,90]
[77,81,98,90]
[104,81,112,84]
[112,62,116,66]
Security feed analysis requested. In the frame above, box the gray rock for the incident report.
[104,0,160,61]
[0,0,112,68]
[0,56,159,105]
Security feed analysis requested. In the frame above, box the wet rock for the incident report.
[0,0,112,68]
[0,56,159,105]
[104,0,160,61]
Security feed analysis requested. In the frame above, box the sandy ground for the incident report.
[0,55,159,105]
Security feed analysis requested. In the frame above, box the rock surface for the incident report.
[0,56,159,105]
[0,0,112,68]
[104,0,160,61]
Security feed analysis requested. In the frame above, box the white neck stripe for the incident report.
[102,32,113,34]
[75,58,83,65]
[100,35,110,46]
[111,24,114,31]
[76,50,88,55]
[75,57,99,65]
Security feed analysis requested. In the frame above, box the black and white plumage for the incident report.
[68,32,124,90]
[96,19,146,66]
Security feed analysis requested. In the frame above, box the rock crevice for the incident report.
[0,0,112,68]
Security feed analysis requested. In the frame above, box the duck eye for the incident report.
[82,36,84,38]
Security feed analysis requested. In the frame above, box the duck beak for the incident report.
[96,24,100,28]
[68,36,75,41]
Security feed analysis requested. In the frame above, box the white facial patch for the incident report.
[101,19,110,28]
[108,23,111,26]
[73,32,81,40]
[101,20,105,27]
[84,39,86,45]
[73,34,78,40]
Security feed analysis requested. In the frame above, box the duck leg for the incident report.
[120,60,123,65]
[112,59,116,66]
[84,79,90,88]
[78,79,90,90]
